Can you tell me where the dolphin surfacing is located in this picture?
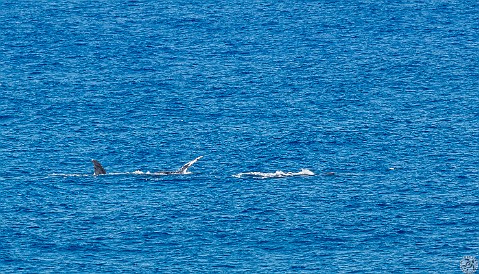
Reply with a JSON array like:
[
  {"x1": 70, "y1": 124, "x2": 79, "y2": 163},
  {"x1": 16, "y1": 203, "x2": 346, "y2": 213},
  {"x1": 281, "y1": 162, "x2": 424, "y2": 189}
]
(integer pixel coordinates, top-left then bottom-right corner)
[{"x1": 92, "y1": 159, "x2": 106, "y2": 175}]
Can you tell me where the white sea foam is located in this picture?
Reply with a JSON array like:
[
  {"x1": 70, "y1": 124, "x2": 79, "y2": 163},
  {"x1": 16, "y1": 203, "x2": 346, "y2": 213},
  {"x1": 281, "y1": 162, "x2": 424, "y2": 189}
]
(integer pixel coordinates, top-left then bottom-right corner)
[
  {"x1": 233, "y1": 169, "x2": 315, "y2": 179},
  {"x1": 131, "y1": 170, "x2": 168, "y2": 175}
]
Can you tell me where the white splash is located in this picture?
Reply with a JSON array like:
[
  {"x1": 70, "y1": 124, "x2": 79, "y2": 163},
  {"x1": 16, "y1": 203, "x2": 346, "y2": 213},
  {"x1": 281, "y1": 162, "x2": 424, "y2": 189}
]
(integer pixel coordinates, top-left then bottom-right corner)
[
  {"x1": 131, "y1": 170, "x2": 168, "y2": 175},
  {"x1": 233, "y1": 169, "x2": 315, "y2": 179}
]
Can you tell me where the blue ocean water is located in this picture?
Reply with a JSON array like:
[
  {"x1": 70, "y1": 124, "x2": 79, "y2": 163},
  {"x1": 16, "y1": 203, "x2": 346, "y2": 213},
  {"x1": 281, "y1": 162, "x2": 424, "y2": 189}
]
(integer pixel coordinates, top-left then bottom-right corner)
[{"x1": 1, "y1": 0, "x2": 478, "y2": 272}]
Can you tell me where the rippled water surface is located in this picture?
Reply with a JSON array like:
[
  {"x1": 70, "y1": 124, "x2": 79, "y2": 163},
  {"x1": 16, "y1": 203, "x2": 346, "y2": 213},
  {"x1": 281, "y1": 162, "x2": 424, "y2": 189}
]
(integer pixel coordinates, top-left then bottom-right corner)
[{"x1": 1, "y1": 0, "x2": 478, "y2": 272}]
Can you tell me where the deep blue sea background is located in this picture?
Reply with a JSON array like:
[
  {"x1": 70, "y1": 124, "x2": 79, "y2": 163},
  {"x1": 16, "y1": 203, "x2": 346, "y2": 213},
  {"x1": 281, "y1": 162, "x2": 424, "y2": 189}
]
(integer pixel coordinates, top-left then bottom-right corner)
[{"x1": 1, "y1": 0, "x2": 478, "y2": 272}]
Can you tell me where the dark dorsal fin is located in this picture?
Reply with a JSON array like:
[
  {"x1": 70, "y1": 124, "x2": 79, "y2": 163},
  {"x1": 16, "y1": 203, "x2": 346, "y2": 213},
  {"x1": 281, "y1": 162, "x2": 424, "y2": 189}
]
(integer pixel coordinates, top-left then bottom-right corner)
[{"x1": 92, "y1": 159, "x2": 106, "y2": 175}]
